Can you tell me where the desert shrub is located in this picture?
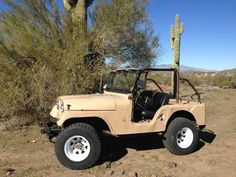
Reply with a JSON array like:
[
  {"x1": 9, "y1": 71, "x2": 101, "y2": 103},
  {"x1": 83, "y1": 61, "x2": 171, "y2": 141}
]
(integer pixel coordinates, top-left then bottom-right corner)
[
  {"x1": 0, "y1": 0, "x2": 159, "y2": 128},
  {"x1": 188, "y1": 76, "x2": 202, "y2": 86},
  {"x1": 231, "y1": 73, "x2": 236, "y2": 88},
  {"x1": 0, "y1": 1, "x2": 103, "y2": 126},
  {"x1": 180, "y1": 72, "x2": 236, "y2": 89},
  {"x1": 210, "y1": 74, "x2": 235, "y2": 89}
]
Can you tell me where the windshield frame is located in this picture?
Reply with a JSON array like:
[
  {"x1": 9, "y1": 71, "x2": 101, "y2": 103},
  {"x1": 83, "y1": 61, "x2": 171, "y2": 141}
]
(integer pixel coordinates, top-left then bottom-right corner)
[
  {"x1": 104, "y1": 68, "x2": 179, "y2": 99},
  {"x1": 105, "y1": 69, "x2": 139, "y2": 94}
]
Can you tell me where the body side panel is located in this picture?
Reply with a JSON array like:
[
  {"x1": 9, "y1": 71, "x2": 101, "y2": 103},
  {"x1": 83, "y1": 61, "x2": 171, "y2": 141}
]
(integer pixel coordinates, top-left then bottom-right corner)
[
  {"x1": 112, "y1": 102, "x2": 205, "y2": 135},
  {"x1": 52, "y1": 94, "x2": 205, "y2": 135}
]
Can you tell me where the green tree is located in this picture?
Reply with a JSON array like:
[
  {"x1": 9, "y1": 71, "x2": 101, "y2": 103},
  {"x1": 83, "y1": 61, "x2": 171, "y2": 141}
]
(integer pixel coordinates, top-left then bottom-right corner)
[
  {"x1": 89, "y1": 0, "x2": 159, "y2": 67},
  {"x1": 0, "y1": 0, "x2": 160, "y2": 127},
  {"x1": 0, "y1": 0, "x2": 100, "y2": 125}
]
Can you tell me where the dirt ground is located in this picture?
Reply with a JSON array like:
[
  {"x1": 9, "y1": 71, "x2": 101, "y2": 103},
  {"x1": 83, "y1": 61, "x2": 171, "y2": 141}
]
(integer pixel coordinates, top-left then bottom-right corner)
[{"x1": 0, "y1": 88, "x2": 236, "y2": 177}]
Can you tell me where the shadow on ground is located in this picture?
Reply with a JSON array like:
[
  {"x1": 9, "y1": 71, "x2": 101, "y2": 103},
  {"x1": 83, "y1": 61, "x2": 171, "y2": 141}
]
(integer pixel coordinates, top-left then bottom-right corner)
[
  {"x1": 99, "y1": 134, "x2": 165, "y2": 164},
  {"x1": 99, "y1": 129, "x2": 216, "y2": 164},
  {"x1": 196, "y1": 129, "x2": 216, "y2": 151},
  {"x1": 199, "y1": 129, "x2": 216, "y2": 144}
]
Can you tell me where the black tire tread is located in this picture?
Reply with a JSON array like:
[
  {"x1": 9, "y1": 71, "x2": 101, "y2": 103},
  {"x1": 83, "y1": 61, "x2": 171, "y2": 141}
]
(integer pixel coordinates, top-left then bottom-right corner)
[
  {"x1": 163, "y1": 117, "x2": 198, "y2": 155},
  {"x1": 55, "y1": 123, "x2": 101, "y2": 170}
]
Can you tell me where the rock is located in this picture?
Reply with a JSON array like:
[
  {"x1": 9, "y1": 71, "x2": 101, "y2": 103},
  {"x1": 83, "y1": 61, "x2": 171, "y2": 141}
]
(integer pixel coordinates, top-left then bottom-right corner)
[
  {"x1": 117, "y1": 169, "x2": 126, "y2": 176},
  {"x1": 31, "y1": 139, "x2": 37, "y2": 143},
  {"x1": 3, "y1": 168, "x2": 15, "y2": 176},
  {"x1": 150, "y1": 175, "x2": 161, "y2": 177},
  {"x1": 110, "y1": 171, "x2": 115, "y2": 176},
  {"x1": 104, "y1": 170, "x2": 115, "y2": 176},
  {"x1": 104, "y1": 161, "x2": 112, "y2": 169},
  {"x1": 150, "y1": 175, "x2": 158, "y2": 177},
  {"x1": 121, "y1": 170, "x2": 126, "y2": 175},
  {"x1": 128, "y1": 171, "x2": 138, "y2": 177},
  {"x1": 167, "y1": 162, "x2": 177, "y2": 169},
  {"x1": 118, "y1": 162, "x2": 123, "y2": 165}
]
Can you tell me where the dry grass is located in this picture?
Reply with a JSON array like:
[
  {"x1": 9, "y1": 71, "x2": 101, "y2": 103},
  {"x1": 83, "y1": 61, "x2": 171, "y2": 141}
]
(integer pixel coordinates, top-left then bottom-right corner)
[{"x1": 0, "y1": 88, "x2": 236, "y2": 177}]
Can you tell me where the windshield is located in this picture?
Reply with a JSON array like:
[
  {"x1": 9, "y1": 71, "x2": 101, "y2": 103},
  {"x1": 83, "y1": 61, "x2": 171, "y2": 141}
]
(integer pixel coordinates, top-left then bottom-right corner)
[{"x1": 105, "y1": 70, "x2": 138, "y2": 93}]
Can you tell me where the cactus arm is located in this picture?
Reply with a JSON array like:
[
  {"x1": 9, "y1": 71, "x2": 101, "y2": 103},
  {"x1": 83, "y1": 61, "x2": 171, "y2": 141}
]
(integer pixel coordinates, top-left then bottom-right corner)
[
  {"x1": 180, "y1": 23, "x2": 184, "y2": 34},
  {"x1": 170, "y1": 25, "x2": 175, "y2": 49}
]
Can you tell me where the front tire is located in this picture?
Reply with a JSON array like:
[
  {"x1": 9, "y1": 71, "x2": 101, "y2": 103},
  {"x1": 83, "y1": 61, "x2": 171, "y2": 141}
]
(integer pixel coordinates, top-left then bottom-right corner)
[
  {"x1": 163, "y1": 117, "x2": 199, "y2": 155},
  {"x1": 55, "y1": 123, "x2": 101, "y2": 170}
]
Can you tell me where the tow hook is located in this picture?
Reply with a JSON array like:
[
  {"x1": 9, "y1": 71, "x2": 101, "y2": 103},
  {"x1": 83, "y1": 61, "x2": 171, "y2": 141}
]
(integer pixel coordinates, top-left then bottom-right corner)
[{"x1": 40, "y1": 122, "x2": 61, "y2": 142}]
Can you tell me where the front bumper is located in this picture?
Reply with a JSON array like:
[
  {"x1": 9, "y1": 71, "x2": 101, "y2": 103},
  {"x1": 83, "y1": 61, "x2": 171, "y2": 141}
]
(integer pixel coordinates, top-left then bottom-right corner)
[{"x1": 40, "y1": 122, "x2": 61, "y2": 141}]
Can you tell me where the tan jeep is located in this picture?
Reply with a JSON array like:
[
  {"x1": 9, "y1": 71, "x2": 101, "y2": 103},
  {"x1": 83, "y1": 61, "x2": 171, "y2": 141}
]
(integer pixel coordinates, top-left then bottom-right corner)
[{"x1": 41, "y1": 68, "x2": 206, "y2": 170}]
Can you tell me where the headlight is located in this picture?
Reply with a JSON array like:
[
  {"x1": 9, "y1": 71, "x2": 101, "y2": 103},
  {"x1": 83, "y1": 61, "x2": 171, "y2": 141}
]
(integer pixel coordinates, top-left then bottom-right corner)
[
  {"x1": 60, "y1": 102, "x2": 64, "y2": 112},
  {"x1": 56, "y1": 100, "x2": 64, "y2": 113}
]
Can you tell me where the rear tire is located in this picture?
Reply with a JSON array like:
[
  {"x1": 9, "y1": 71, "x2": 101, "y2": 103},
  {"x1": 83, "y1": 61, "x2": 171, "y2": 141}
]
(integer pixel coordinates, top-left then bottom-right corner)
[
  {"x1": 55, "y1": 123, "x2": 101, "y2": 170},
  {"x1": 163, "y1": 117, "x2": 199, "y2": 155}
]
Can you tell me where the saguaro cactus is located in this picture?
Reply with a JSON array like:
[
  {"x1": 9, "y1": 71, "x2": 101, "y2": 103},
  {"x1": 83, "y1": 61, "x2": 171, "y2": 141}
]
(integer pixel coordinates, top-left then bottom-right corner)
[
  {"x1": 170, "y1": 15, "x2": 184, "y2": 70},
  {"x1": 63, "y1": 0, "x2": 94, "y2": 32}
]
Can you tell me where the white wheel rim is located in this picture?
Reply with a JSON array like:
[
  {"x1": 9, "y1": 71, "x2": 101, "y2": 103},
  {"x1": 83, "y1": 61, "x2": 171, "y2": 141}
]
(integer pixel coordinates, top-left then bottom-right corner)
[
  {"x1": 176, "y1": 127, "x2": 194, "y2": 149},
  {"x1": 64, "y1": 135, "x2": 91, "y2": 162}
]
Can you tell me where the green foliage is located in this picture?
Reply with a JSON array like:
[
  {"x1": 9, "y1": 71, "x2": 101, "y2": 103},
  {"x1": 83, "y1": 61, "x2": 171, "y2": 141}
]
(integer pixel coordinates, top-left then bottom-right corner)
[
  {"x1": 181, "y1": 72, "x2": 236, "y2": 89},
  {"x1": 186, "y1": 75, "x2": 202, "y2": 86},
  {"x1": 0, "y1": 0, "x2": 102, "y2": 125},
  {"x1": 210, "y1": 74, "x2": 236, "y2": 89},
  {"x1": 0, "y1": 0, "x2": 159, "y2": 127},
  {"x1": 90, "y1": 0, "x2": 159, "y2": 68}
]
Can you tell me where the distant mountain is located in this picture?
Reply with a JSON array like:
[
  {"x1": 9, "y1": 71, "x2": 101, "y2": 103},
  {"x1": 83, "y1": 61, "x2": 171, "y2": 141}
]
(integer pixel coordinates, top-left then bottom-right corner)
[
  {"x1": 156, "y1": 64, "x2": 217, "y2": 72},
  {"x1": 221, "y1": 68, "x2": 236, "y2": 73}
]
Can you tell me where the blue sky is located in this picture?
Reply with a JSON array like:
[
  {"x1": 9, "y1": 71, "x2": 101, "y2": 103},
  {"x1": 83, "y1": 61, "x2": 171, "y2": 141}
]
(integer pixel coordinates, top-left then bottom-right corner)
[
  {"x1": 0, "y1": 0, "x2": 236, "y2": 70},
  {"x1": 148, "y1": 0, "x2": 236, "y2": 70}
]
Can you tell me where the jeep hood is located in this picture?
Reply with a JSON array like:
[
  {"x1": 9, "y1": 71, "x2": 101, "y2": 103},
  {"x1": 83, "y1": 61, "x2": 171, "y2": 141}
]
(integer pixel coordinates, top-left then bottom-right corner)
[{"x1": 58, "y1": 94, "x2": 116, "y2": 111}]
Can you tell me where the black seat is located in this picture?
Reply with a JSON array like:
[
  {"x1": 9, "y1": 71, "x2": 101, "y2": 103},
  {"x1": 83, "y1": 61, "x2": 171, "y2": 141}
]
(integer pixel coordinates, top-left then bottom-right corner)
[
  {"x1": 152, "y1": 92, "x2": 170, "y2": 111},
  {"x1": 141, "y1": 110, "x2": 155, "y2": 119},
  {"x1": 141, "y1": 93, "x2": 170, "y2": 120},
  {"x1": 136, "y1": 90, "x2": 154, "y2": 109}
]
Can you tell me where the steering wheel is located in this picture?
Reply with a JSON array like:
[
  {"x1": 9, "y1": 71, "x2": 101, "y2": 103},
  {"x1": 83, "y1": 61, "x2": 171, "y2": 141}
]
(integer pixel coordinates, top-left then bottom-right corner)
[
  {"x1": 134, "y1": 87, "x2": 154, "y2": 110},
  {"x1": 134, "y1": 79, "x2": 163, "y2": 109},
  {"x1": 146, "y1": 79, "x2": 164, "y2": 93},
  {"x1": 133, "y1": 86, "x2": 146, "y2": 109}
]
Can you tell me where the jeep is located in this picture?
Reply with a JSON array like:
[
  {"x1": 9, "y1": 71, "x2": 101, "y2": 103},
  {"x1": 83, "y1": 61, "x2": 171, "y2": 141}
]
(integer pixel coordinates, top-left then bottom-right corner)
[{"x1": 41, "y1": 68, "x2": 205, "y2": 170}]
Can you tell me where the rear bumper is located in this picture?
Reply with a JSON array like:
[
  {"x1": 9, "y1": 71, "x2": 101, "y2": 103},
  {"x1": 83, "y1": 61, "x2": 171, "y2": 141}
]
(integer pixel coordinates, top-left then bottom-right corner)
[{"x1": 40, "y1": 122, "x2": 61, "y2": 141}]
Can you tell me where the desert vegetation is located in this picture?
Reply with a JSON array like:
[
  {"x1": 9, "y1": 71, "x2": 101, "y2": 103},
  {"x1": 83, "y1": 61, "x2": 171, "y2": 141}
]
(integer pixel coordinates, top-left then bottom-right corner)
[
  {"x1": 0, "y1": 0, "x2": 159, "y2": 128},
  {"x1": 181, "y1": 71, "x2": 236, "y2": 89},
  {"x1": 0, "y1": 1, "x2": 235, "y2": 176},
  {"x1": 0, "y1": 0, "x2": 234, "y2": 129},
  {"x1": 0, "y1": 88, "x2": 235, "y2": 177}
]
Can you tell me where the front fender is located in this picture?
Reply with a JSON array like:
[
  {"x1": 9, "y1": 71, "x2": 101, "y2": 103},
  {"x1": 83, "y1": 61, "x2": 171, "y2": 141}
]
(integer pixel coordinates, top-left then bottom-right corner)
[{"x1": 56, "y1": 110, "x2": 115, "y2": 134}]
